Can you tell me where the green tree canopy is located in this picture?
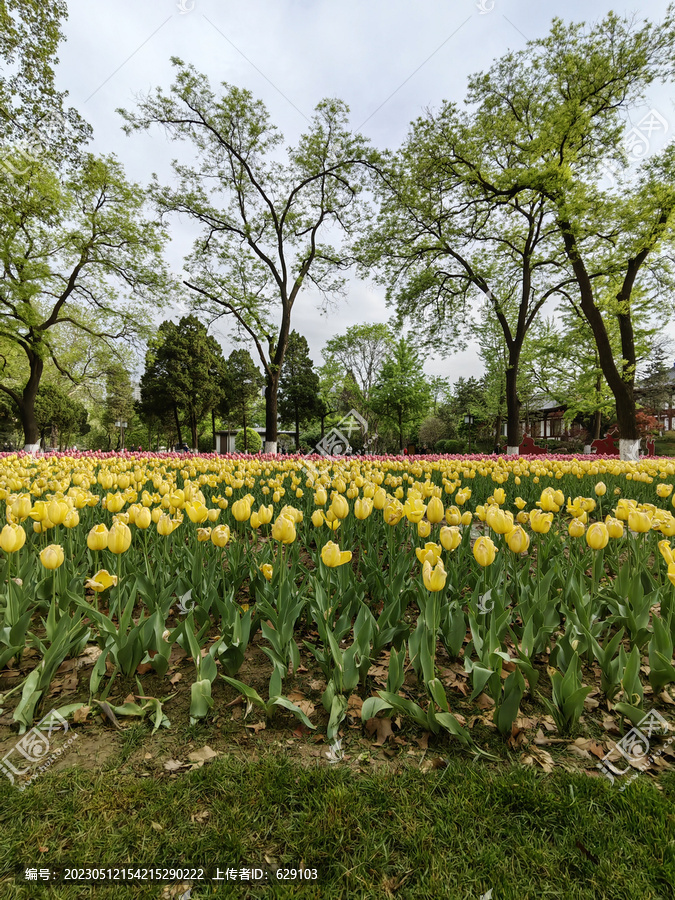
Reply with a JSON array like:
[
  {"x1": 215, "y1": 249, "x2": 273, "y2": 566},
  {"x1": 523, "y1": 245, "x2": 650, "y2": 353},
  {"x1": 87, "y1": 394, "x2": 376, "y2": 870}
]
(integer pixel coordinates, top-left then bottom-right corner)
[{"x1": 278, "y1": 331, "x2": 321, "y2": 450}]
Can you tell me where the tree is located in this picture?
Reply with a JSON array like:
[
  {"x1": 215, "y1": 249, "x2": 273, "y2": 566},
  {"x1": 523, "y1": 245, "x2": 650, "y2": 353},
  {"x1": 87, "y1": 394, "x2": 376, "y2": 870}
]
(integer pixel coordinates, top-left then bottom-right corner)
[
  {"x1": 361, "y1": 109, "x2": 574, "y2": 454},
  {"x1": 371, "y1": 338, "x2": 431, "y2": 449},
  {"x1": 139, "y1": 316, "x2": 226, "y2": 450},
  {"x1": 278, "y1": 331, "x2": 321, "y2": 450},
  {"x1": 235, "y1": 427, "x2": 262, "y2": 454},
  {"x1": 220, "y1": 349, "x2": 264, "y2": 452},
  {"x1": 436, "y1": 11, "x2": 675, "y2": 458},
  {"x1": 0, "y1": 152, "x2": 169, "y2": 450},
  {"x1": 34, "y1": 382, "x2": 88, "y2": 449},
  {"x1": 101, "y1": 362, "x2": 136, "y2": 450},
  {"x1": 322, "y1": 323, "x2": 394, "y2": 402},
  {"x1": 120, "y1": 63, "x2": 376, "y2": 452}
]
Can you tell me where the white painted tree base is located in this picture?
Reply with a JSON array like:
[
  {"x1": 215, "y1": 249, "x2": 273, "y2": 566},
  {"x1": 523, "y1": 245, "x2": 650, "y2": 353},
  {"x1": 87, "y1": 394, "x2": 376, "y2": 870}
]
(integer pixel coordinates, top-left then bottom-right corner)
[
  {"x1": 23, "y1": 443, "x2": 40, "y2": 454},
  {"x1": 264, "y1": 441, "x2": 277, "y2": 455},
  {"x1": 506, "y1": 445, "x2": 520, "y2": 456},
  {"x1": 619, "y1": 438, "x2": 640, "y2": 461},
  {"x1": 584, "y1": 445, "x2": 592, "y2": 454}
]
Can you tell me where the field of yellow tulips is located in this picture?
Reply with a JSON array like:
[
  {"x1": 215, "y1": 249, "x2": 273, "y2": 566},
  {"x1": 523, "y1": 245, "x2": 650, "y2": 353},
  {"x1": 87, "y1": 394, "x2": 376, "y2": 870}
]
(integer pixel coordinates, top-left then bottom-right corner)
[{"x1": 1, "y1": 450, "x2": 674, "y2": 773}]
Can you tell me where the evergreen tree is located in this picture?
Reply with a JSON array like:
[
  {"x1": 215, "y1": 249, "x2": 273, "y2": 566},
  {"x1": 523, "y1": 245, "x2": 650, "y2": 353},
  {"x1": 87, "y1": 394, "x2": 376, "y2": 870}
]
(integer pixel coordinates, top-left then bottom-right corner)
[{"x1": 278, "y1": 331, "x2": 321, "y2": 450}]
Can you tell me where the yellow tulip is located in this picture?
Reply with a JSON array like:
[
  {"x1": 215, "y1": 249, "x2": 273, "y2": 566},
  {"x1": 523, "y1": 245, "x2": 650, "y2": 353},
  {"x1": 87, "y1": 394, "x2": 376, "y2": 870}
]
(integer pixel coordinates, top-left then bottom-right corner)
[
  {"x1": 330, "y1": 494, "x2": 349, "y2": 519},
  {"x1": 373, "y1": 488, "x2": 387, "y2": 510},
  {"x1": 40, "y1": 544, "x2": 65, "y2": 570},
  {"x1": 87, "y1": 523, "x2": 108, "y2": 551},
  {"x1": 232, "y1": 499, "x2": 251, "y2": 522},
  {"x1": 0, "y1": 523, "x2": 26, "y2": 553},
  {"x1": 417, "y1": 519, "x2": 431, "y2": 538},
  {"x1": 383, "y1": 500, "x2": 404, "y2": 526},
  {"x1": 403, "y1": 497, "x2": 426, "y2": 523},
  {"x1": 426, "y1": 496, "x2": 444, "y2": 524},
  {"x1": 586, "y1": 522, "x2": 609, "y2": 550},
  {"x1": 47, "y1": 498, "x2": 69, "y2": 525},
  {"x1": 537, "y1": 488, "x2": 560, "y2": 513},
  {"x1": 260, "y1": 563, "x2": 273, "y2": 581},
  {"x1": 529, "y1": 509, "x2": 553, "y2": 534},
  {"x1": 151, "y1": 507, "x2": 163, "y2": 524},
  {"x1": 486, "y1": 505, "x2": 514, "y2": 535},
  {"x1": 461, "y1": 511, "x2": 472, "y2": 526},
  {"x1": 506, "y1": 525, "x2": 530, "y2": 554},
  {"x1": 514, "y1": 497, "x2": 526, "y2": 510},
  {"x1": 445, "y1": 506, "x2": 462, "y2": 526},
  {"x1": 11, "y1": 495, "x2": 31, "y2": 521},
  {"x1": 314, "y1": 487, "x2": 327, "y2": 505},
  {"x1": 455, "y1": 488, "x2": 471, "y2": 506},
  {"x1": 354, "y1": 498, "x2": 373, "y2": 520},
  {"x1": 422, "y1": 559, "x2": 447, "y2": 592},
  {"x1": 108, "y1": 521, "x2": 132, "y2": 554},
  {"x1": 628, "y1": 509, "x2": 651, "y2": 533},
  {"x1": 257, "y1": 504, "x2": 273, "y2": 525},
  {"x1": 321, "y1": 541, "x2": 352, "y2": 567},
  {"x1": 157, "y1": 514, "x2": 175, "y2": 536},
  {"x1": 595, "y1": 482, "x2": 607, "y2": 496},
  {"x1": 516, "y1": 511, "x2": 529, "y2": 525},
  {"x1": 249, "y1": 512, "x2": 261, "y2": 529},
  {"x1": 85, "y1": 569, "x2": 118, "y2": 593},
  {"x1": 605, "y1": 516, "x2": 624, "y2": 539},
  {"x1": 493, "y1": 488, "x2": 506, "y2": 506},
  {"x1": 656, "y1": 483, "x2": 673, "y2": 498},
  {"x1": 272, "y1": 515, "x2": 296, "y2": 544},
  {"x1": 197, "y1": 527, "x2": 212, "y2": 542},
  {"x1": 669, "y1": 563, "x2": 675, "y2": 587},
  {"x1": 473, "y1": 536, "x2": 496, "y2": 567},
  {"x1": 415, "y1": 542, "x2": 442, "y2": 566},
  {"x1": 658, "y1": 539, "x2": 674, "y2": 566},
  {"x1": 568, "y1": 518, "x2": 586, "y2": 538},
  {"x1": 211, "y1": 524, "x2": 230, "y2": 547},
  {"x1": 185, "y1": 501, "x2": 209, "y2": 524},
  {"x1": 311, "y1": 510, "x2": 325, "y2": 527},
  {"x1": 440, "y1": 525, "x2": 461, "y2": 552},
  {"x1": 135, "y1": 507, "x2": 152, "y2": 529}
]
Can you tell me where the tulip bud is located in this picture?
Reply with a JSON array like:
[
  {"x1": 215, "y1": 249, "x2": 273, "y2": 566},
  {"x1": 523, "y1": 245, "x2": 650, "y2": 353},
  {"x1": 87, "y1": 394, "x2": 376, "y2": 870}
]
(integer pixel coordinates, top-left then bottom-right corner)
[
  {"x1": 0, "y1": 523, "x2": 26, "y2": 554},
  {"x1": 586, "y1": 522, "x2": 609, "y2": 550},
  {"x1": 40, "y1": 544, "x2": 65, "y2": 570},
  {"x1": 426, "y1": 496, "x2": 444, "y2": 524},
  {"x1": 108, "y1": 521, "x2": 132, "y2": 554},
  {"x1": 260, "y1": 563, "x2": 273, "y2": 581},
  {"x1": 473, "y1": 536, "x2": 497, "y2": 567},
  {"x1": 211, "y1": 524, "x2": 230, "y2": 547},
  {"x1": 87, "y1": 523, "x2": 108, "y2": 551}
]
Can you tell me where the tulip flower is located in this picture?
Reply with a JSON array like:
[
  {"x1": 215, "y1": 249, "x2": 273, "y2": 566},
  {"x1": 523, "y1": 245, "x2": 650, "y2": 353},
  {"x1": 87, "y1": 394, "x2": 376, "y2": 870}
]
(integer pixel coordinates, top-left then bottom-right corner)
[
  {"x1": 669, "y1": 563, "x2": 675, "y2": 587},
  {"x1": 311, "y1": 510, "x2": 325, "y2": 527},
  {"x1": 321, "y1": 541, "x2": 352, "y2": 567},
  {"x1": 415, "y1": 542, "x2": 442, "y2": 566},
  {"x1": 40, "y1": 544, "x2": 65, "y2": 570},
  {"x1": 87, "y1": 523, "x2": 109, "y2": 551},
  {"x1": 257, "y1": 504, "x2": 273, "y2": 525},
  {"x1": 314, "y1": 487, "x2": 327, "y2": 506},
  {"x1": 605, "y1": 516, "x2": 624, "y2": 539},
  {"x1": 628, "y1": 510, "x2": 651, "y2": 534},
  {"x1": 445, "y1": 506, "x2": 461, "y2": 526},
  {"x1": 440, "y1": 525, "x2": 461, "y2": 552},
  {"x1": 529, "y1": 509, "x2": 553, "y2": 534},
  {"x1": 260, "y1": 563, "x2": 273, "y2": 581},
  {"x1": 330, "y1": 494, "x2": 349, "y2": 520},
  {"x1": 586, "y1": 522, "x2": 609, "y2": 551},
  {"x1": 211, "y1": 524, "x2": 230, "y2": 547},
  {"x1": 403, "y1": 497, "x2": 426, "y2": 523},
  {"x1": 486, "y1": 505, "x2": 514, "y2": 535},
  {"x1": 0, "y1": 523, "x2": 26, "y2": 554},
  {"x1": 197, "y1": 527, "x2": 212, "y2": 542},
  {"x1": 514, "y1": 497, "x2": 527, "y2": 510},
  {"x1": 47, "y1": 498, "x2": 69, "y2": 525},
  {"x1": 506, "y1": 525, "x2": 530, "y2": 554},
  {"x1": 461, "y1": 511, "x2": 472, "y2": 526},
  {"x1": 135, "y1": 507, "x2": 152, "y2": 529},
  {"x1": 272, "y1": 515, "x2": 296, "y2": 544},
  {"x1": 658, "y1": 540, "x2": 674, "y2": 566},
  {"x1": 455, "y1": 488, "x2": 471, "y2": 506},
  {"x1": 108, "y1": 521, "x2": 132, "y2": 554},
  {"x1": 10, "y1": 495, "x2": 31, "y2": 521},
  {"x1": 595, "y1": 482, "x2": 607, "y2": 496},
  {"x1": 186, "y1": 501, "x2": 209, "y2": 524},
  {"x1": 426, "y1": 496, "x2": 444, "y2": 524},
  {"x1": 373, "y1": 488, "x2": 387, "y2": 510},
  {"x1": 85, "y1": 569, "x2": 118, "y2": 593},
  {"x1": 657, "y1": 483, "x2": 673, "y2": 498},
  {"x1": 354, "y1": 498, "x2": 373, "y2": 520},
  {"x1": 473, "y1": 536, "x2": 497, "y2": 567},
  {"x1": 157, "y1": 514, "x2": 176, "y2": 536},
  {"x1": 232, "y1": 499, "x2": 251, "y2": 522},
  {"x1": 422, "y1": 559, "x2": 447, "y2": 592},
  {"x1": 493, "y1": 488, "x2": 506, "y2": 506},
  {"x1": 383, "y1": 500, "x2": 404, "y2": 526},
  {"x1": 568, "y1": 519, "x2": 586, "y2": 539}
]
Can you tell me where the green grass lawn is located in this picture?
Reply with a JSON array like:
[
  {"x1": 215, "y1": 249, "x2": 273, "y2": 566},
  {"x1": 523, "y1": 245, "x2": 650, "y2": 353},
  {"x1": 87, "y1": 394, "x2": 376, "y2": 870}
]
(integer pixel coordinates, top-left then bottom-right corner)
[{"x1": 1, "y1": 755, "x2": 674, "y2": 900}]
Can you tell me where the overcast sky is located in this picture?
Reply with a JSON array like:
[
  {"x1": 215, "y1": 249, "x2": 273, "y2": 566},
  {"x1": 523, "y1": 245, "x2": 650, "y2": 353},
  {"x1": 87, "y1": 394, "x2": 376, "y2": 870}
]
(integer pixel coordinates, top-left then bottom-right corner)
[{"x1": 56, "y1": 0, "x2": 674, "y2": 382}]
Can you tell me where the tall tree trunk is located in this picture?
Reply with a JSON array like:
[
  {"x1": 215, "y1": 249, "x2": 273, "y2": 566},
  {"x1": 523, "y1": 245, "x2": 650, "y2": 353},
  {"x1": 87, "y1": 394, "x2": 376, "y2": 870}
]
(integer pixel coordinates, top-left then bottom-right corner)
[
  {"x1": 190, "y1": 411, "x2": 198, "y2": 451},
  {"x1": 264, "y1": 375, "x2": 279, "y2": 454},
  {"x1": 20, "y1": 354, "x2": 43, "y2": 452},
  {"x1": 173, "y1": 404, "x2": 182, "y2": 447},
  {"x1": 50, "y1": 422, "x2": 58, "y2": 449},
  {"x1": 320, "y1": 413, "x2": 326, "y2": 438},
  {"x1": 211, "y1": 409, "x2": 216, "y2": 453},
  {"x1": 505, "y1": 361, "x2": 521, "y2": 454}
]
